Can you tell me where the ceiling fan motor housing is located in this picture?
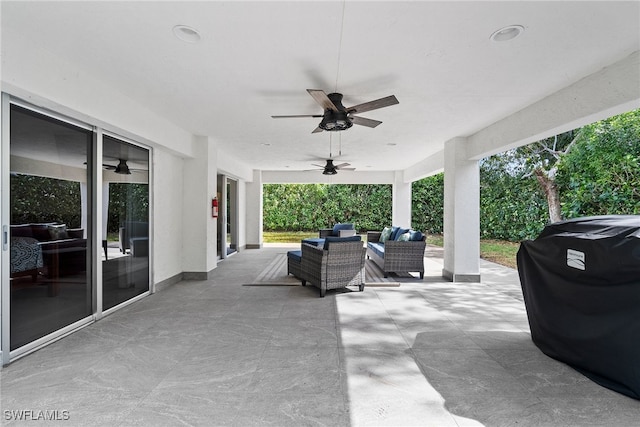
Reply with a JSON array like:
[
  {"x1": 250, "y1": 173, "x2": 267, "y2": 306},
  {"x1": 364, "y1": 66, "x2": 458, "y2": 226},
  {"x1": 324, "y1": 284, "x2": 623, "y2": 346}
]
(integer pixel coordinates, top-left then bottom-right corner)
[
  {"x1": 319, "y1": 93, "x2": 353, "y2": 131},
  {"x1": 114, "y1": 159, "x2": 132, "y2": 175},
  {"x1": 322, "y1": 159, "x2": 338, "y2": 175}
]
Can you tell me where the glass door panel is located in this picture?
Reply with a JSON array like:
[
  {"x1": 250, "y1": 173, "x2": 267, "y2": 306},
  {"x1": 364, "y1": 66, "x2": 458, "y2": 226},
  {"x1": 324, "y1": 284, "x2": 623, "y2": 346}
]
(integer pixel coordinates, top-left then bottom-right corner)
[
  {"x1": 9, "y1": 104, "x2": 92, "y2": 350},
  {"x1": 102, "y1": 135, "x2": 149, "y2": 310}
]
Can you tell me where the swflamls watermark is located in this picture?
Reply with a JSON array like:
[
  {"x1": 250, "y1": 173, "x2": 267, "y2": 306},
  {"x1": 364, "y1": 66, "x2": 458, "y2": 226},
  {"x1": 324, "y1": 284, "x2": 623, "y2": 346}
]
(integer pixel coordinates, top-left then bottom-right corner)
[{"x1": 4, "y1": 409, "x2": 70, "y2": 421}]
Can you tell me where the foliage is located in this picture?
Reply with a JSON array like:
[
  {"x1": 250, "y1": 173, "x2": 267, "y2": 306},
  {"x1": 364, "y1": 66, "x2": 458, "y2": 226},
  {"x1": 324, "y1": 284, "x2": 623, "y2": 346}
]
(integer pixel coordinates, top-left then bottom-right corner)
[
  {"x1": 10, "y1": 175, "x2": 148, "y2": 233},
  {"x1": 556, "y1": 109, "x2": 640, "y2": 217},
  {"x1": 411, "y1": 173, "x2": 444, "y2": 233},
  {"x1": 263, "y1": 184, "x2": 391, "y2": 232},
  {"x1": 480, "y1": 154, "x2": 548, "y2": 240},
  {"x1": 10, "y1": 174, "x2": 82, "y2": 227},
  {"x1": 107, "y1": 183, "x2": 149, "y2": 232}
]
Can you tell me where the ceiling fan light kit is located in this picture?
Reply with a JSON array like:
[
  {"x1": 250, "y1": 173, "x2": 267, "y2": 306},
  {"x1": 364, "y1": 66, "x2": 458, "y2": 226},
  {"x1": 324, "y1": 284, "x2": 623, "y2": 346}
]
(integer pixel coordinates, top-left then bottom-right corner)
[{"x1": 319, "y1": 110, "x2": 352, "y2": 131}]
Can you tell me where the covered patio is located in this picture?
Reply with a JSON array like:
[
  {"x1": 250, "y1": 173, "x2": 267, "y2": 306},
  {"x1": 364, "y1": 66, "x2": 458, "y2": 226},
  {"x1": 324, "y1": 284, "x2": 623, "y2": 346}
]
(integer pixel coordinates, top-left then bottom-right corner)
[
  {"x1": 2, "y1": 245, "x2": 638, "y2": 426},
  {"x1": 1, "y1": 2, "x2": 640, "y2": 421}
]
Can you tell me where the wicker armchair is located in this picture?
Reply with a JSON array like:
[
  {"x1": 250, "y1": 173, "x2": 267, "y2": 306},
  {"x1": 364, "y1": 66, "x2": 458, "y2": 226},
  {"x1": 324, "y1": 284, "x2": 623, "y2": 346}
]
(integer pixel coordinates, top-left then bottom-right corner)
[{"x1": 300, "y1": 241, "x2": 366, "y2": 297}]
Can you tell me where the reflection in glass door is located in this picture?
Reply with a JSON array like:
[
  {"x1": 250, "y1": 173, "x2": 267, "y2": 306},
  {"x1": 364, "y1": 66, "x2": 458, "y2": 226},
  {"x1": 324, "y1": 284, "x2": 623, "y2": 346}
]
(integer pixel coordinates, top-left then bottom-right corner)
[
  {"x1": 9, "y1": 105, "x2": 92, "y2": 350},
  {"x1": 102, "y1": 136, "x2": 149, "y2": 310}
]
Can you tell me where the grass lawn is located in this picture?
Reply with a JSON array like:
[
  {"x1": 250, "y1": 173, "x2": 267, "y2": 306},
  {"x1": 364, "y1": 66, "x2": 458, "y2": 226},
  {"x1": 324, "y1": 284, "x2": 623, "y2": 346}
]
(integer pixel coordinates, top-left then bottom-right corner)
[
  {"x1": 263, "y1": 231, "x2": 319, "y2": 242},
  {"x1": 264, "y1": 231, "x2": 520, "y2": 269},
  {"x1": 480, "y1": 239, "x2": 520, "y2": 269}
]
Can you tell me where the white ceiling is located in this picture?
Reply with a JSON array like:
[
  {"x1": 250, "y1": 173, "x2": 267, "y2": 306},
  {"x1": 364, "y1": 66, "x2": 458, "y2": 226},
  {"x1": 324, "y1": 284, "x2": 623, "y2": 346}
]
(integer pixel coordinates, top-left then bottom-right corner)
[{"x1": 2, "y1": 1, "x2": 639, "y2": 173}]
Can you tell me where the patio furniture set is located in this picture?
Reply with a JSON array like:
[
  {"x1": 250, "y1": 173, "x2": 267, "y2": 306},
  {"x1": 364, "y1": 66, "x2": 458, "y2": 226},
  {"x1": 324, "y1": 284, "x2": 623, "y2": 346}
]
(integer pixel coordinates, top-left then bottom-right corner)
[{"x1": 287, "y1": 223, "x2": 427, "y2": 297}]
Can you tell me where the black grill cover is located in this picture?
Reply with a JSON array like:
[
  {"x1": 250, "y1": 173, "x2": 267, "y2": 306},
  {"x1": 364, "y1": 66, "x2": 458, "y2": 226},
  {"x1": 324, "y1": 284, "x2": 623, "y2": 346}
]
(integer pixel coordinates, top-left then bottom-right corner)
[{"x1": 517, "y1": 215, "x2": 640, "y2": 399}]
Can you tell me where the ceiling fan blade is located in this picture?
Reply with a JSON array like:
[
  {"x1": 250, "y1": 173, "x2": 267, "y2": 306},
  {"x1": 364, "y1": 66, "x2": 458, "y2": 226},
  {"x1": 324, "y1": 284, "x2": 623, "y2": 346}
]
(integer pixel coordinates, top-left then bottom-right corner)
[
  {"x1": 271, "y1": 114, "x2": 323, "y2": 118},
  {"x1": 340, "y1": 167, "x2": 356, "y2": 171},
  {"x1": 311, "y1": 163, "x2": 326, "y2": 168},
  {"x1": 351, "y1": 116, "x2": 382, "y2": 128},
  {"x1": 311, "y1": 126, "x2": 324, "y2": 134},
  {"x1": 348, "y1": 95, "x2": 399, "y2": 114},
  {"x1": 334, "y1": 163, "x2": 351, "y2": 169},
  {"x1": 307, "y1": 89, "x2": 338, "y2": 112}
]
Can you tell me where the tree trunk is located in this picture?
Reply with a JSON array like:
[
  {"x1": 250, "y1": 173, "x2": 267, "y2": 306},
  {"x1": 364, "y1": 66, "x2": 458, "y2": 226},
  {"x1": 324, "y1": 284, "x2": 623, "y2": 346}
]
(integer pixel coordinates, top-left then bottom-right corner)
[{"x1": 534, "y1": 168, "x2": 562, "y2": 223}]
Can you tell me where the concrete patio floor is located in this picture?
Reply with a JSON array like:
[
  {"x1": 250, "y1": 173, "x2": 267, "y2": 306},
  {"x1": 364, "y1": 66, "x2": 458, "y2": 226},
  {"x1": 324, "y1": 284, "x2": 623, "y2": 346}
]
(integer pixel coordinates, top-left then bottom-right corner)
[{"x1": 1, "y1": 244, "x2": 638, "y2": 426}]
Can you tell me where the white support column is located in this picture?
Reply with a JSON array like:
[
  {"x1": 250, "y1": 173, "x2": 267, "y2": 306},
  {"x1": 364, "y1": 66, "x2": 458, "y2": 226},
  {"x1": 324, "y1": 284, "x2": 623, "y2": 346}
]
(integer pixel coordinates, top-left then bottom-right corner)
[
  {"x1": 245, "y1": 170, "x2": 263, "y2": 249},
  {"x1": 442, "y1": 137, "x2": 481, "y2": 282},
  {"x1": 181, "y1": 136, "x2": 218, "y2": 279},
  {"x1": 392, "y1": 171, "x2": 412, "y2": 228}
]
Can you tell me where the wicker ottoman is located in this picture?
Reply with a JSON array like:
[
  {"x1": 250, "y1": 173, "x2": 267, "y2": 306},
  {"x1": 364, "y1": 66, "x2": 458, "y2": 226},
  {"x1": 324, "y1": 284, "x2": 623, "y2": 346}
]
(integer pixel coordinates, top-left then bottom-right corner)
[{"x1": 287, "y1": 250, "x2": 302, "y2": 278}]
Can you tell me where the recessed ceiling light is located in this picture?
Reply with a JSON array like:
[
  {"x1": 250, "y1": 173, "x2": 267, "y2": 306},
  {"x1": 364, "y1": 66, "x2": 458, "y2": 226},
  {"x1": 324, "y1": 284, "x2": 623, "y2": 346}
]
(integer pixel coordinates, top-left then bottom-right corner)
[
  {"x1": 173, "y1": 25, "x2": 201, "y2": 43},
  {"x1": 490, "y1": 25, "x2": 525, "y2": 42}
]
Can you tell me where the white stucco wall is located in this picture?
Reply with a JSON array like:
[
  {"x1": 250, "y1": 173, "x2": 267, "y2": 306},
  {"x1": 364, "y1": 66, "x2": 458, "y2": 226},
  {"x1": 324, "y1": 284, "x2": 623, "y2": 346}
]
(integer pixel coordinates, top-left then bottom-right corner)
[
  {"x1": 1, "y1": 33, "x2": 195, "y2": 158},
  {"x1": 153, "y1": 149, "x2": 185, "y2": 284},
  {"x1": 181, "y1": 136, "x2": 218, "y2": 274}
]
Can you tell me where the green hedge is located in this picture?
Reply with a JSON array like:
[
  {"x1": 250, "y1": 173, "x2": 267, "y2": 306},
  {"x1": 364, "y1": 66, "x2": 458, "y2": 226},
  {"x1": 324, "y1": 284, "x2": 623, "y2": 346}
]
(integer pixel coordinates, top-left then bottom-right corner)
[
  {"x1": 263, "y1": 184, "x2": 391, "y2": 232},
  {"x1": 411, "y1": 174, "x2": 444, "y2": 234}
]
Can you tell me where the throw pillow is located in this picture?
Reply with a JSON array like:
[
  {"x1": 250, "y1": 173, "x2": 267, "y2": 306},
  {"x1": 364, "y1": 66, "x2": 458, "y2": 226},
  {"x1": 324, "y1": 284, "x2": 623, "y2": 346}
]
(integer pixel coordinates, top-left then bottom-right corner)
[
  {"x1": 409, "y1": 230, "x2": 425, "y2": 241},
  {"x1": 48, "y1": 224, "x2": 69, "y2": 240},
  {"x1": 380, "y1": 227, "x2": 393, "y2": 243},
  {"x1": 390, "y1": 226, "x2": 400, "y2": 240},
  {"x1": 397, "y1": 232, "x2": 411, "y2": 242},
  {"x1": 394, "y1": 227, "x2": 410, "y2": 240}
]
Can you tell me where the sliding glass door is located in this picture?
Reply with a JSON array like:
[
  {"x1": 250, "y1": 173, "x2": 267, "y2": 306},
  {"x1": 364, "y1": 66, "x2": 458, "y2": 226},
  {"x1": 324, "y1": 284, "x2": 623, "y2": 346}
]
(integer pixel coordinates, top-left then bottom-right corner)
[
  {"x1": 8, "y1": 104, "x2": 92, "y2": 350},
  {"x1": 4, "y1": 100, "x2": 152, "y2": 358},
  {"x1": 101, "y1": 136, "x2": 150, "y2": 310}
]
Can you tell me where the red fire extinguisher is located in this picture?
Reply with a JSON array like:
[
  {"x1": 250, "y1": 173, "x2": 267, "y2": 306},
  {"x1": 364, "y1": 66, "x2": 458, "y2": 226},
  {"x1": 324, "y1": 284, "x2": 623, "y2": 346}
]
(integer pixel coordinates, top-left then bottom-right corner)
[{"x1": 212, "y1": 198, "x2": 219, "y2": 218}]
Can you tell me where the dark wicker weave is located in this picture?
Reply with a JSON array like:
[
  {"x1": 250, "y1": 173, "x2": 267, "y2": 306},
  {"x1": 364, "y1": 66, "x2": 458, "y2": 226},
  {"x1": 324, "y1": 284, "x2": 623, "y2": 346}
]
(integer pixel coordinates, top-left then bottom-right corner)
[
  {"x1": 300, "y1": 241, "x2": 366, "y2": 297},
  {"x1": 318, "y1": 228, "x2": 333, "y2": 238},
  {"x1": 366, "y1": 231, "x2": 426, "y2": 279},
  {"x1": 287, "y1": 254, "x2": 303, "y2": 278}
]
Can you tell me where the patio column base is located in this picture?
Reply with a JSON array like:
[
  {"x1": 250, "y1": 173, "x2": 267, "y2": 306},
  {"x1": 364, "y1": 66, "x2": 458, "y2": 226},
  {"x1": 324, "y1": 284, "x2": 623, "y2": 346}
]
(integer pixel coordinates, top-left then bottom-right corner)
[{"x1": 442, "y1": 268, "x2": 481, "y2": 283}]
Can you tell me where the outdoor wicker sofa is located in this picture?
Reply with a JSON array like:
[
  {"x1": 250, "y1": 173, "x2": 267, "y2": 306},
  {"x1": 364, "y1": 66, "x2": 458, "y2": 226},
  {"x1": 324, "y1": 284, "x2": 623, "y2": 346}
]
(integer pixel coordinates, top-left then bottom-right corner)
[
  {"x1": 299, "y1": 240, "x2": 366, "y2": 297},
  {"x1": 366, "y1": 229, "x2": 426, "y2": 279}
]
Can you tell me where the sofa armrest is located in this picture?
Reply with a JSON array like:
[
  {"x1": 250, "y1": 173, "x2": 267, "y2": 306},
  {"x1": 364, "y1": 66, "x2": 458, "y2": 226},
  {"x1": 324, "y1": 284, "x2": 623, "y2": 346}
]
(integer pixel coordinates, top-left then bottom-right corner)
[
  {"x1": 367, "y1": 231, "x2": 382, "y2": 243},
  {"x1": 318, "y1": 228, "x2": 333, "y2": 238},
  {"x1": 300, "y1": 243, "x2": 326, "y2": 284},
  {"x1": 67, "y1": 228, "x2": 84, "y2": 238}
]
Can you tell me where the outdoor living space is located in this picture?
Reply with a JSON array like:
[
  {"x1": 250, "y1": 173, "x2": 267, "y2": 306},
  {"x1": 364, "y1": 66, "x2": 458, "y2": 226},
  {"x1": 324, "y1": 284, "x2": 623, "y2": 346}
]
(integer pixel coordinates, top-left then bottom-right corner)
[{"x1": 1, "y1": 244, "x2": 637, "y2": 426}]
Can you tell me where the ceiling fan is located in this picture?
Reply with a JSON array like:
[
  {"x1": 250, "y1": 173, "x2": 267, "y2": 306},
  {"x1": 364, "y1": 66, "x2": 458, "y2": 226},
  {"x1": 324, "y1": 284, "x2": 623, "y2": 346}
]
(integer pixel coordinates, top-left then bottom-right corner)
[
  {"x1": 272, "y1": 89, "x2": 399, "y2": 133},
  {"x1": 310, "y1": 159, "x2": 355, "y2": 175},
  {"x1": 103, "y1": 159, "x2": 145, "y2": 175}
]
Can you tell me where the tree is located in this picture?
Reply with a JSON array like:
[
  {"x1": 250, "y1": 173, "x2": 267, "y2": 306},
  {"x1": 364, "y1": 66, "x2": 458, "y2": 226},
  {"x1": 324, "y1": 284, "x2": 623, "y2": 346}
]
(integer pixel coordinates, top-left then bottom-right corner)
[
  {"x1": 556, "y1": 109, "x2": 640, "y2": 217},
  {"x1": 502, "y1": 130, "x2": 579, "y2": 223},
  {"x1": 480, "y1": 155, "x2": 548, "y2": 240}
]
